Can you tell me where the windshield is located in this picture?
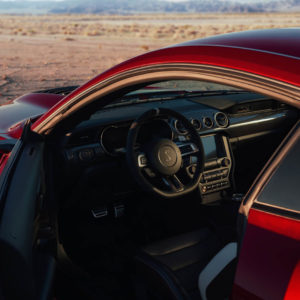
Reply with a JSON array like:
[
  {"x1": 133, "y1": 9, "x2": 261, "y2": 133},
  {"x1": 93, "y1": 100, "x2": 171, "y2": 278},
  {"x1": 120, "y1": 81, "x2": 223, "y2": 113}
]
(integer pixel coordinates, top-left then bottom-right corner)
[
  {"x1": 105, "y1": 80, "x2": 243, "y2": 108},
  {"x1": 130, "y1": 80, "x2": 239, "y2": 93}
]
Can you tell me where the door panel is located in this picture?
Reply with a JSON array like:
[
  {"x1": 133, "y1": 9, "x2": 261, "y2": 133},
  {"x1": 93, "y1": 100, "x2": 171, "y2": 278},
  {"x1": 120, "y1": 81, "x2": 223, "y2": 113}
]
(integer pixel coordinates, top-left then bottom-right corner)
[
  {"x1": 284, "y1": 260, "x2": 300, "y2": 300},
  {"x1": 232, "y1": 122, "x2": 300, "y2": 300},
  {"x1": 0, "y1": 130, "x2": 54, "y2": 300},
  {"x1": 232, "y1": 209, "x2": 300, "y2": 300}
]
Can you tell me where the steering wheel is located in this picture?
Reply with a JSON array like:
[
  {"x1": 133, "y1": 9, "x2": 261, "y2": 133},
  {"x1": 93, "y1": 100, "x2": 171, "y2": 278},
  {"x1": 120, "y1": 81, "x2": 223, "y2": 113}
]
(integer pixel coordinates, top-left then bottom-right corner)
[{"x1": 126, "y1": 108, "x2": 204, "y2": 198}]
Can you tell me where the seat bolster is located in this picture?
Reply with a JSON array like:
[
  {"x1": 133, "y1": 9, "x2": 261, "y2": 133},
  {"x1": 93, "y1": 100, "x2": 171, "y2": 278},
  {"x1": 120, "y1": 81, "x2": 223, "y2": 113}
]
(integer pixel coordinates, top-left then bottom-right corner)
[{"x1": 198, "y1": 242, "x2": 237, "y2": 300}]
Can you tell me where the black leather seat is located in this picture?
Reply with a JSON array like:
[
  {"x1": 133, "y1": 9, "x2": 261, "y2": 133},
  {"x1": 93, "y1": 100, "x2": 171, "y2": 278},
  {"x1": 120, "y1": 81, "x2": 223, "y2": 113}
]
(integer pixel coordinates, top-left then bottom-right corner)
[{"x1": 134, "y1": 227, "x2": 224, "y2": 300}]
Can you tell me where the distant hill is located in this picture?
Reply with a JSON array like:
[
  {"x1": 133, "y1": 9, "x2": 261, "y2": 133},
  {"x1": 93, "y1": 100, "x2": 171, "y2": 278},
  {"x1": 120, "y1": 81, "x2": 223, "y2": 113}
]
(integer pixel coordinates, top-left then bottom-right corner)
[
  {"x1": 49, "y1": 0, "x2": 269, "y2": 14},
  {"x1": 1, "y1": 0, "x2": 300, "y2": 14}
]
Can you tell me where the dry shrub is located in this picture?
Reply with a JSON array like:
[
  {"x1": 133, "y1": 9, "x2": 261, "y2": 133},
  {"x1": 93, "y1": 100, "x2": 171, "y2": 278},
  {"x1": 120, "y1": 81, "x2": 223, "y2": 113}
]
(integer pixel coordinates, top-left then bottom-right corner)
[
  {"x1": 64, "y1": 37, "x2": 75, "y2": 41},
  {"x1": 141, "y1": 45, "x2": 149, "y2": 51},
  {"x1": 85, "y1": 30, "x2": 101, "y2": 36},
  {"x1": 28, "y1": 29, "x2": 37, "y2": 35},
  {"x1": 187, "y1": 30, "x2": 198, "y2": 36},
  {"x1": 1, "y1": 13, "x2": 300, "y2": 42}
]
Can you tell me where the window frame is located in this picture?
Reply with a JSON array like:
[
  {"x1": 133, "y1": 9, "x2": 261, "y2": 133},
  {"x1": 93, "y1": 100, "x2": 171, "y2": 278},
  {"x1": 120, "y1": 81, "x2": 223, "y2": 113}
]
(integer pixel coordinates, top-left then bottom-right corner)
[{"x1": 243, "y1": 121, "x2": 300, "y2": 220}]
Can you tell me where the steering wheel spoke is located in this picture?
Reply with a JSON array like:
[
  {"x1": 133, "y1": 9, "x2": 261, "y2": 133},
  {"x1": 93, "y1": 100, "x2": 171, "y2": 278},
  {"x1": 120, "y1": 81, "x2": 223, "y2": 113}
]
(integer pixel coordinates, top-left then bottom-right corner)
[
  {"x1": 143, "y1": 167, "x2": 157, "y2": 178},
  {"x1": 161, "y1": 174, "x2": 184, "y2": 192},
  {"x1": 177, "y1": 142, "x2": 199, "y2": 157}
]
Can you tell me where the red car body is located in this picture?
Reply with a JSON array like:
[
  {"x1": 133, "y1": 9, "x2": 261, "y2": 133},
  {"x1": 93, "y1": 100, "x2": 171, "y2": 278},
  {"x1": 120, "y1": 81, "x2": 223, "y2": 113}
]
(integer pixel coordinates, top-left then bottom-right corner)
[{"x1": 0, "y1": 28, "x2": 299, "y2": 300}]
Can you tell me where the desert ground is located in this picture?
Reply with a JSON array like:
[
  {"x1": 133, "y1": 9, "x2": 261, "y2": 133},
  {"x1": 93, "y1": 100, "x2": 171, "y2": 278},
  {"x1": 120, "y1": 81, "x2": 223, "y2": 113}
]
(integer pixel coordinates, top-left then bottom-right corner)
[{"x1": 1, "y1": 12, "x2": 300, "y2": 104}]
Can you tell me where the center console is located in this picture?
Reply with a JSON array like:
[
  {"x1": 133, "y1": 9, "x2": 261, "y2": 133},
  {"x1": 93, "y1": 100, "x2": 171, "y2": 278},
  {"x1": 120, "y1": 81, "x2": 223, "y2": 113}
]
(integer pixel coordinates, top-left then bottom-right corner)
[{"x1": 188, "y1": 134, "x2": 233, "y2": 195}]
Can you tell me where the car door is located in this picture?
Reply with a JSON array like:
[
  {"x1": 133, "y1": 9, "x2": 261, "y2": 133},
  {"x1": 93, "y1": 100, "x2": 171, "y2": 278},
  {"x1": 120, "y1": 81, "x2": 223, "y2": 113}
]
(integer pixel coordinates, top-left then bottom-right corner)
[
  {"x1": 232, "y1": 122, "x2": 300, "y2": 300},
  {"x1": 0, "y1": 121, "x2": 56, "y2": 300}
]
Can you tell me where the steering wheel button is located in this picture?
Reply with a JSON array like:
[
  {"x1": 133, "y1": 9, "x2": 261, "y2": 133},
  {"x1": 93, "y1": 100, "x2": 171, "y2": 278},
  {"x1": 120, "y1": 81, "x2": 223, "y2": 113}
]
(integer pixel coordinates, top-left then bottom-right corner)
[{"x1": 138, "y1": 154, "x2": 148, "y2": 167}]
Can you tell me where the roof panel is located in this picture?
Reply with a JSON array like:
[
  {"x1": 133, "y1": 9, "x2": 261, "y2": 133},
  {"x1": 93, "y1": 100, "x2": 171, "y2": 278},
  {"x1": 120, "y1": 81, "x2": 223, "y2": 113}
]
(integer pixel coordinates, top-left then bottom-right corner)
[{"x1": 177, "y1": 28, "x2": 300, "y2": 59}]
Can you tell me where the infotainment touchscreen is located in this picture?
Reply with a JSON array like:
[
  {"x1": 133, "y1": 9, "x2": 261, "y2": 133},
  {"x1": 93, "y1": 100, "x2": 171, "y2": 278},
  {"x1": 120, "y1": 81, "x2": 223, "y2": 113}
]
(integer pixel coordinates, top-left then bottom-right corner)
[{"x1": 201, "y1": 135, "x2": 217, "y2": 161}]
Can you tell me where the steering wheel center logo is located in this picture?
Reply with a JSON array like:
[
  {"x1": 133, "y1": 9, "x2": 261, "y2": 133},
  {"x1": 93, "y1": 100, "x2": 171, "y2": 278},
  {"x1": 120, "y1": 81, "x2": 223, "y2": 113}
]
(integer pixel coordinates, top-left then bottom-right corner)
[{"x1": 158, "y1": 146, "x2": 177, "y2": 167}]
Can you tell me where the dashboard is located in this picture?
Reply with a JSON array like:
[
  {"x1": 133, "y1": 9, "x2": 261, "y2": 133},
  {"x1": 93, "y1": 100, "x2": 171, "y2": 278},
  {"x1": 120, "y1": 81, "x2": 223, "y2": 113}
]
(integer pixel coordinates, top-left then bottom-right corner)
[{"x1": 61, "y1": 94, "x2": 298, "y2": 199}]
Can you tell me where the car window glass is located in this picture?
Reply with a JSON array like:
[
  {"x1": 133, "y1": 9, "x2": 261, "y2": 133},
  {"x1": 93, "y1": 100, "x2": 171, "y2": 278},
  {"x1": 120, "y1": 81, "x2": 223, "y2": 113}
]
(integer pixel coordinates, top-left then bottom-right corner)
[
  {"x1": 128, "y1": 80, "x2": 239, "y2": 93},
  {"x1": 256, "y1": 137, "x2": 300, "y2": 212},
  {"x1": 89, "y1": 79, "x2": 244, "y2": 120}
]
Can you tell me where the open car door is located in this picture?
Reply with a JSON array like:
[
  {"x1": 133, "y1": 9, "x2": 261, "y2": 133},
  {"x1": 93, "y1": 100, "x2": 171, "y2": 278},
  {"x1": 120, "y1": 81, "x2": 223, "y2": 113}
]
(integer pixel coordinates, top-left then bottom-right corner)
[
  {"x1": 0, "y1": 121, "x2": 56, "y2": 300},
  {"x1": 232, "y1": 122, "x2": 300, "y2": 300}
]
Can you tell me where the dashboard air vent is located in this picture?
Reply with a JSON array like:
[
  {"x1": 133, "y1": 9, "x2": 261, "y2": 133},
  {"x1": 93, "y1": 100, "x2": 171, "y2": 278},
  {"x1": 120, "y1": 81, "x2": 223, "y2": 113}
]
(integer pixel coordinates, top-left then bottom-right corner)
[
  {"x1": 203, "y1": 117, "x2": 213, "y2": 128},
  {"x1": 174, "y1": 120, "x2": 188, "y2": 134},
  {"x1": 214, "y1": 112, "x2": 229, "y2": 128},
  {"x1": 190, "y1": 119, "x2": 202, "y2": 130}
]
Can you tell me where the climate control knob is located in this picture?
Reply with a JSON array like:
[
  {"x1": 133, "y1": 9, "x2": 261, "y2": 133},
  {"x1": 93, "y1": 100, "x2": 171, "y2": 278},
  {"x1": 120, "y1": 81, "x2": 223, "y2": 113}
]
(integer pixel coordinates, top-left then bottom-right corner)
[{"x1": 221, "y1": 158, "x2": 231, "y2": 167}]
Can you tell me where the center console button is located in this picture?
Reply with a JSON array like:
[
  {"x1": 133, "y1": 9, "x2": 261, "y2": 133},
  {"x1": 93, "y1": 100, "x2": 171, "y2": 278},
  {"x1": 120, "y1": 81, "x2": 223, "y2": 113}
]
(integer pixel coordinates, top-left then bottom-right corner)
[{"x1": 205, "y1": 174, "x2": 211, "y2": 181}]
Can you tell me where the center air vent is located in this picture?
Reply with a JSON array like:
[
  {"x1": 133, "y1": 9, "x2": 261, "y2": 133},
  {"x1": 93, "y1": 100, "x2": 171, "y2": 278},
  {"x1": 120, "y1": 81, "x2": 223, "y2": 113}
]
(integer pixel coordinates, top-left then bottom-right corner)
[
  {"x1": 190, "y1": 119, "x2": 202, "y2": 130},
  {"x1": 214, "y1": 112, "x2": 229, "y2": 128},
  {"x1": 203, "y1": 117, "x2": 213, "y2": 129}
]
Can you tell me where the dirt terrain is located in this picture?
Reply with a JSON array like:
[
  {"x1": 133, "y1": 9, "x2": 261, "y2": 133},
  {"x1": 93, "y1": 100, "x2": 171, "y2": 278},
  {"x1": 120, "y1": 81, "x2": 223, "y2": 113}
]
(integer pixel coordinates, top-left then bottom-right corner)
[{"x1": 1, "y1": 13, "x2": 300, "y2": 104}]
